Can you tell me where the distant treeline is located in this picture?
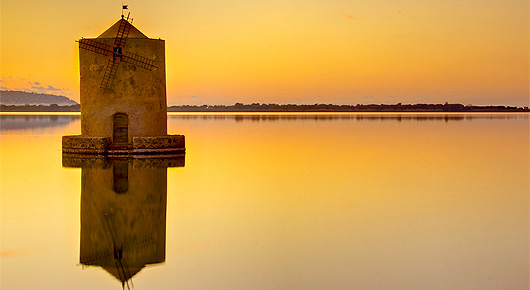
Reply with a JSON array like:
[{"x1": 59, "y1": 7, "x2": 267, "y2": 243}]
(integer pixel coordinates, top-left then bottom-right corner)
[
  {"x1": 1, "y1": 103, "x2": 528, "y2": 112},
  {"x1": 167, "y1": 103, "x2": 529, "y2": 112},
  {"x1": 0, "y1": 104, "x2": 80, "y2": 112}
]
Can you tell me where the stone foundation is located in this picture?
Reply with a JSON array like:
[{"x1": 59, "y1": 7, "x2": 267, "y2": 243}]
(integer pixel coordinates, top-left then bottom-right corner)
[{"x1": 62, "y1": 135, "x2": 185, "y2": 156}]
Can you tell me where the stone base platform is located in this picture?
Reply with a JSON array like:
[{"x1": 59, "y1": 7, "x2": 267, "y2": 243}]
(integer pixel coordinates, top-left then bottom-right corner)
[{"x1": 62, "y1": 135, "x2": 185, "y2": 156}]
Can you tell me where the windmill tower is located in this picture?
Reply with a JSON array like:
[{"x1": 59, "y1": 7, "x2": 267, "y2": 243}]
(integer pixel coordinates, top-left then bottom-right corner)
[{"x1": 63, "y1": 13, "x2": 185, "y2": 155}]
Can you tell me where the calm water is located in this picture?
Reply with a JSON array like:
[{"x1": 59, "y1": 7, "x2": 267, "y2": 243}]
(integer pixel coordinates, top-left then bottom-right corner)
[{"x1": 0, "y1": 113, "x2": 528, "y2": 290}]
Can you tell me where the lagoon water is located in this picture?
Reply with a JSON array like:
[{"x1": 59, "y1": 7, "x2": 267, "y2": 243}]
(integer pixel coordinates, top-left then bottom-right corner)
[{"x1": 0, "y1": 113, "x2": 528, "y2": 290}]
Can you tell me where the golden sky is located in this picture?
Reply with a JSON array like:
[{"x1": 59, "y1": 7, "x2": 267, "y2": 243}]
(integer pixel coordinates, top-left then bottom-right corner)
[{"x1": 1, "y1": 0, "x2": 528, "y2": 106}]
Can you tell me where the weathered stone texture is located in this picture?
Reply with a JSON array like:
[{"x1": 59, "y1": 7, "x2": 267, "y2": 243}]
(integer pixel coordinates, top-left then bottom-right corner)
[
  {"x1": 62, "y1": 135, "x2": 110, "y2": 154},
  {"x1": 133, "y1": 135, "x2": 185, "y2": 149},
  {"x1": 62, "y1": 135, "x2": 184, "y2": 155},
  {"x1": 80, "y1": 37, "x2": 167, "y2": 141}
]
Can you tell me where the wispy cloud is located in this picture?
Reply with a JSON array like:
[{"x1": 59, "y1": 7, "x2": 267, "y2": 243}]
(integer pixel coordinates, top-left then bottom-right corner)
[
  {"x1": 338, "y1": 12, "x2": 356, "y2": 20},
  {"x1": 1, "y1": 76, "x2": 74, "y2": 98},
  {"x1": 31, "y1": 85, "x2": 63, "y2": 92},
  {"x1": 29, "y1": 85, "x2": 71, "y2": 97}
]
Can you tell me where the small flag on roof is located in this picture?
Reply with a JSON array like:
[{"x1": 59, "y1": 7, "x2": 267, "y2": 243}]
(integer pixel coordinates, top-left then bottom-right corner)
[{"x1": 123, "y1": 5, "x2": 128, "y2": 9}]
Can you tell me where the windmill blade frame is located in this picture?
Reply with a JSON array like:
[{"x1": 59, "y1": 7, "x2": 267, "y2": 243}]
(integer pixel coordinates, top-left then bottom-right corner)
[
  {"x1": 78, "y1": 39, "x2": 112, "y2": 56},
  {"x1": 122, "y1": 53, "x2": 157, "y2": 71},
  {"x1": 77, "y1": 13, "x2": 157, "y2": 93},
  {"x1": 114, "y1": 15, "x2": 132, "y2": 49},
  {"x1": 100, "y1": 59, "x2": 120, "y2": 92}
]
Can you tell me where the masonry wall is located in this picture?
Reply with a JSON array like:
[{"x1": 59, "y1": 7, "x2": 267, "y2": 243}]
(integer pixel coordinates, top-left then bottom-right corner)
[{"x1": 80, "y1": 38, "x2": 167, "y2": 141}]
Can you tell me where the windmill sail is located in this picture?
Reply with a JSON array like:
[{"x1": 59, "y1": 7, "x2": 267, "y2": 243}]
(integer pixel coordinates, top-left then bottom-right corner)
[
  {"x1": 114, "y1": 17, "x2": 132, "y2": 50},
  {"x1": 123, "y1": 53, "x2": 157, "y2": 70},
  {"x1": 78, "y1": 39, "x2": 111, "y2": 56},
  {"x1": 78, "y1": 13, "x2": 157, "y2": 93},
  {"x1": 100, "y1": 59, "x2": 120, "y2": 92}
]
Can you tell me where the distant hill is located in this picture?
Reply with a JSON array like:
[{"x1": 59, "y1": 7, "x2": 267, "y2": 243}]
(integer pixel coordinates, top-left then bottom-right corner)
[{"x1": 0, "y1": 90, "x2": 78, "y2": 106}]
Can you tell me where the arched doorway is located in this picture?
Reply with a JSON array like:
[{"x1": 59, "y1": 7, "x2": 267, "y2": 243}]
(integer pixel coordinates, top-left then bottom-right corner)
[{"x1": 113, "y1": 113, "x2": 129, "y2": 145}]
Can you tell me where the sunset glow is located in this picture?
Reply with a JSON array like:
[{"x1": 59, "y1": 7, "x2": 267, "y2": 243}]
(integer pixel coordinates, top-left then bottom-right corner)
[{"x1": 1, "y1": 0, "x2": 528, "y2": 106}]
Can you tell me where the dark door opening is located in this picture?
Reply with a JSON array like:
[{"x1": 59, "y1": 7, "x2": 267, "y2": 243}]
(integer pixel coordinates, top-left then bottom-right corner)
[{"x1": 113, "y1": 113, "x2": 128, "y2": 145}]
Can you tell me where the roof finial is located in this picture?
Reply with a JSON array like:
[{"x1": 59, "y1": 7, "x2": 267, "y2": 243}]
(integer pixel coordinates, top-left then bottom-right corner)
[{"x1": 121, "y1": 3, "x2": 128, "y2": 18}]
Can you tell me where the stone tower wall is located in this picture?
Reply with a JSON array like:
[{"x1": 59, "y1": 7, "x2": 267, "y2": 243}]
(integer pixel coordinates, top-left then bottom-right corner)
[{"x1": 80, "y1": 38, "x2": 167, "y2": 141}]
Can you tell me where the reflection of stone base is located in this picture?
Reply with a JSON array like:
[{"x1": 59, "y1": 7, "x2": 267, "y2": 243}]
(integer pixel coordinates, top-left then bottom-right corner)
[
  {"x1": 62, "y1": 135, "x2": 185, "y2": 155},
  {"x1": 62, "y1": 154, "x2": 185, "y2": 168}
]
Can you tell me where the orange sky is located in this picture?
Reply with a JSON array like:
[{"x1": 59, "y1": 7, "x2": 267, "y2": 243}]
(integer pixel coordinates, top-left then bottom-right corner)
[{"x1": 1, "y1": 0, "x2": 528, "y2": 106}]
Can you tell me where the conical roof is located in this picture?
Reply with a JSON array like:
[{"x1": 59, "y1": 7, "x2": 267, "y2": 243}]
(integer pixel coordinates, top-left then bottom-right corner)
[{"x1": 98, "y1": 18, "x2": 148, "y2": 39}]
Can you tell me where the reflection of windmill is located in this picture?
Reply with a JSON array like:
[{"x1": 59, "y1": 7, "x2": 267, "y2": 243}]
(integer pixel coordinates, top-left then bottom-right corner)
[
  {"x1": 77, "y1": 208, "x2": 161, "y2": 290},
  {"x1": 77, "y1": 13, "x2": 157, "y2": 93},
  {"x1": 62, "y1": 156, "x2": 185, "y2": 289},
  {"x1": 80, "y1": 207, "x2": 163, "y2": 289},
  {"x1": 104, "y1": 211, "x2": 133, "y2": 290}
]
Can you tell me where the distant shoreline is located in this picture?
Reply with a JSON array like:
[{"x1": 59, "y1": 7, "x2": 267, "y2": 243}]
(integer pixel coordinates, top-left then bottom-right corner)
[{"x1": 1, "y1": 103, "x2": 528, "y2": 113}]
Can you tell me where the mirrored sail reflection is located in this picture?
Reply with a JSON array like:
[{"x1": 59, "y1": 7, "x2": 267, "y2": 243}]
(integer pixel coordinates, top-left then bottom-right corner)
[{"x1": 63, "y1": 156, "x2": 185, "y2": 289}]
